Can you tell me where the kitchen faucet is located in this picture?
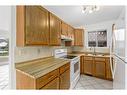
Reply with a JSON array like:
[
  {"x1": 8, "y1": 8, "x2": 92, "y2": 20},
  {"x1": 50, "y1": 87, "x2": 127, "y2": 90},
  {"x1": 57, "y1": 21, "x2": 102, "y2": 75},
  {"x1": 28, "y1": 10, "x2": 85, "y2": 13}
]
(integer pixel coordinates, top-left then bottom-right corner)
[
  {"x1": 89, "y1": 46, "x2": 96, "y2": 55},
  {"x1": 93, "y1": 47, "x2": 96, "y2": 55}
]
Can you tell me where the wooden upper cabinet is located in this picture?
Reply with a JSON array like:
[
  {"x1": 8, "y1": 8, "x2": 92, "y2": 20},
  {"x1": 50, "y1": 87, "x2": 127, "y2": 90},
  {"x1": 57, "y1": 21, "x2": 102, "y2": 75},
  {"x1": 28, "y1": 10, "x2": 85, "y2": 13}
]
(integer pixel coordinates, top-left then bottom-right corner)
[
  {"x1": 74, "y1": 29, "x2": 84, "y2": 46},
  {"x1": 61, "y1": 22, "x2": 68, "y2": 36},
  {"x1": 16, "y1": 6, "x2": 49, "y2": 46},
  {"x1": 49, "y1": 13, "x2": 61, "y2": 46},
  {"x1": 65, "y1": 26, "x2": 74, "y2": 46},
  {"x1": 68, "y1": 25, "x2": 74, "y2": 39}
]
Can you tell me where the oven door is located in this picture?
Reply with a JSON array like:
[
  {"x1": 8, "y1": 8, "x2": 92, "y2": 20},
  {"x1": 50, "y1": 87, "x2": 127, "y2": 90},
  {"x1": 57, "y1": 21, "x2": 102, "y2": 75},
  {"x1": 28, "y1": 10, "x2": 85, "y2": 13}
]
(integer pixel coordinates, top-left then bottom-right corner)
[{"x1": 71, "y1": 59, "x2": 80, "y2": 81}]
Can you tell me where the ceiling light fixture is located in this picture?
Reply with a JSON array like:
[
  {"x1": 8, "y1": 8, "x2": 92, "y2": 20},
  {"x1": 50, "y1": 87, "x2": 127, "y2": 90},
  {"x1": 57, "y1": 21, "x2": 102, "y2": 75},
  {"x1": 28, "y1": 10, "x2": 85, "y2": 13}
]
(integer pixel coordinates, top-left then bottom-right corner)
[{"x1": 82, "y1": 5, "x2": 100, "y2": 14}]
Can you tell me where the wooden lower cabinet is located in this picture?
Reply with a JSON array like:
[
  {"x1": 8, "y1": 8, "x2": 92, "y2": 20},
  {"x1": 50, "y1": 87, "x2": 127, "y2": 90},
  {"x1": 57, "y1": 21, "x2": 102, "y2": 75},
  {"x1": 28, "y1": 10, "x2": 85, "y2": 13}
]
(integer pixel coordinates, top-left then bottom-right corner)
[
  {"x1": 41, "y1": 77, "x2": 59, "y2": 89},
  {"x1": 94, "y1": 61, "x2": 106, "y2": 79},
  {"x1": 106, "y1": 58, "x2": 112, "y2": 80},
  {"x1": 81, "y1": 55, "x2": 112, "y2": 80},
  {"x1": 16, "y1": 70, "x2": 36, "y2": 89},
  {"x1": 16, "y1": 63, "x2": 70, "y2": 89},
  {"x1": 84, "y1": 60, "x2": 93, "y2": 75},
  {"x1": 60, "y1": 69, "x2": 70, "y2": 89},
  {"x1": 83, "y1": 56, "x2": 93, "y2": 75},
  {"x1": 80, "y1": 56, "x2": 84, "y2": 74}
]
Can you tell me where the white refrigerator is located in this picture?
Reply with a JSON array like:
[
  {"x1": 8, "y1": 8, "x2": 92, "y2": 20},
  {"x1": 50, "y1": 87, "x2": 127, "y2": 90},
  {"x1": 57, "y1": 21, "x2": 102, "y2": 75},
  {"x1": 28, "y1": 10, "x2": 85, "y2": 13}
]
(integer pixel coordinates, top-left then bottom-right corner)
[{"x1": 110, "y1": 10, "x2": 127, "y2": 89}]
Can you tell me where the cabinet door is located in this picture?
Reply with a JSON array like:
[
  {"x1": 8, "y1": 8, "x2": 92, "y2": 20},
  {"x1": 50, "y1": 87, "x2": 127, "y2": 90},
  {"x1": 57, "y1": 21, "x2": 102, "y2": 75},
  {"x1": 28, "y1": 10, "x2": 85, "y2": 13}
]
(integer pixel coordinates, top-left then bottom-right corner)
[
  {"x1": 74, "y1": 29, "x2": 84, "y2": 46},
  {"x1": 41, "y1": 77, "x2": 59, "y2": 89},
  {"x1": 68, "y1": 26, "x2": 74, "y2": 38},
  {"x1": 80, "y1": 56, "x2": 84, "y2": 74},
  {"x1": 25, "y1": 6, "x2": 49, "y2": 45},
  {"x1": 49, "y1": 13, "x2": 61, "y2": 46},
  {"x1": 94, "y1": 61, "x2": 106, "y2": 78},
  {"x1": 65, "y1": 26, "x2": 74, "y2": 46},
  {"x1": 84, "y1": 60, "x2": 93, "y2": 75},
  {"x1": 106, "y1": 58, "x2": 112, "y2": 80},
  {"x1": 60, "y1": 69, "x2": 70, "y2": 89},
  {"x1": 61, "y1": 22, "x2": 68, "y2": 36}
]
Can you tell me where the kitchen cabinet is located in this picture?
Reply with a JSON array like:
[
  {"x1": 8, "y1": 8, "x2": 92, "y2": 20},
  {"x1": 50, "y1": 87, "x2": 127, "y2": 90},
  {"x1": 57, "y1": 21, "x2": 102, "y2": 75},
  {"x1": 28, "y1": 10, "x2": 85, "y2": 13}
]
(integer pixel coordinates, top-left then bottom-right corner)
[
  {"x1": 80, "y1": 56, "x2": 84, "y2": 74},
  {"x1": 68, "y1": 25, "x2": 74, "y2": 39},
  {"x1": 59, "y1": 63, "x2": 70, "y2": 89},
  {"x1": 16, "y1": 62, "x2": 70, "y2": 89},
  {"x1": 49, "y1": 13, "x2": 61, "y2": 46},
  {"x1": 81, "y1": 54, "x2": 112, "y2": 80},
  {"x1": 94, "y1": 57, "x2": 106, "y2": 79},
  {"x1": 60, "y1": 69, "x2": 70, "y2": 89},
  {"x1": 106, "y1": 58, "x2": 112, "y2": 80},
  {"x1": 17, "y1": 6, "x2": 49, "y2": 46},
  {"x1": 61, "y1": 22, "x2": 68, "y2": 36},
  {"x1": 74, "y1": 29, "x2": 84, "y2": 46},
  {"x1": 83, "y1": 56, "x2": 93, "y2": 75},
  {"x1": 17, "y1": 6, "x2": 82, "y2": 47},
  {"x1": 65, "y1": 26, "x2": 74, "y2": 46}
]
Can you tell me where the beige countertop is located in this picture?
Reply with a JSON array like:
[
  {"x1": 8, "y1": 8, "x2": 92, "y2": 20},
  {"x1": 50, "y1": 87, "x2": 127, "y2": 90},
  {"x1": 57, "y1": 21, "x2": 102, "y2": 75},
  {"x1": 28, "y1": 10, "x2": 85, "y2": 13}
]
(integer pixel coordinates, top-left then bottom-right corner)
[
  {"x1": 15, "y1": 57, "x2": 70, "y2": 79},
  {"x1": 68, "y1": 52, "x2": 110, "y2": 58}
]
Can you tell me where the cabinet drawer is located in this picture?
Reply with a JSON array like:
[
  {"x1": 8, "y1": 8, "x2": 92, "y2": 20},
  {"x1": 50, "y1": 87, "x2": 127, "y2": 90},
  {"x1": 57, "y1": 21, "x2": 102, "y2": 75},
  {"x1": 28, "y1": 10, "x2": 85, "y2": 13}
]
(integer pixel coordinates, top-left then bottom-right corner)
[
  {"x1": 36, "y1": 69, "x2": 59, "y2": 89},
  {"x1": 95, "y1": 57, "x2": 105, "y2": 61},
  {"x1": 84, "y1": 56, "x2": 93, "y2": 61},
  {"x1": 40, "y1": 77, "x2": 59, "y2": 89},
  {"x1": 60, "y1": 63, "x2": 70, "y2": 74}
]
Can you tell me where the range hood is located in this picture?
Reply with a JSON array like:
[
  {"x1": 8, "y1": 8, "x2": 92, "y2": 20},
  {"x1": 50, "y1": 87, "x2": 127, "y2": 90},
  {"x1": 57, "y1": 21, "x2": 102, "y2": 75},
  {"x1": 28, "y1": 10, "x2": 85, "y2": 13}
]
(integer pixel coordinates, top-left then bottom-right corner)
[{"x1": 61, "y1": 35, "x2": 74, "y2": 41}]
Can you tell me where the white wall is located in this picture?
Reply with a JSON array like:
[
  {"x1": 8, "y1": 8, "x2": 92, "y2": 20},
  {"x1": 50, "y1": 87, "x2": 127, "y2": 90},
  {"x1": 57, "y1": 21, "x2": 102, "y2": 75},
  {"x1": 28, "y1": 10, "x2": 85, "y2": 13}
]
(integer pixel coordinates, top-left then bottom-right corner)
[{"x1": 0, "y1": 6, "x2": 11, "y2": 38}]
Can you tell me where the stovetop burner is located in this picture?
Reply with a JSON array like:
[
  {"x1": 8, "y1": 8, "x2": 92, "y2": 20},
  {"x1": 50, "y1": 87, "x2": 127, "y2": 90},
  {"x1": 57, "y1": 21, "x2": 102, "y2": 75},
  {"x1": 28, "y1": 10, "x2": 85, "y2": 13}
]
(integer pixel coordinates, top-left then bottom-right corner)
[{"x1": 61, "y1": 55, "x2": 77, "y2": 59}]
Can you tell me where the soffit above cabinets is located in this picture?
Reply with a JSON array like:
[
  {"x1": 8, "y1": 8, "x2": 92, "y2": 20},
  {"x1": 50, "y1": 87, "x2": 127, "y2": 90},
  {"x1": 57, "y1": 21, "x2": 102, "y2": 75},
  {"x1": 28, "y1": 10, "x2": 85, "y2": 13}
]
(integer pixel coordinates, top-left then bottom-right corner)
[{"x1": 44, "y1": 6, "x2": 124, "y2": 27}]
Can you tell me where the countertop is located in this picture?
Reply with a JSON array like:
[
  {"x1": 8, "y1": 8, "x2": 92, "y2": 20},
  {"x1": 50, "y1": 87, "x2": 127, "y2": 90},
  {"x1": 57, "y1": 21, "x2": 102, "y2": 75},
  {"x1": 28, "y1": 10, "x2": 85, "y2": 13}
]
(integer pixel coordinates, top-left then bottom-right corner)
[
  {"x1": 68, "y1": 52, "x2": 110, "y2": 58},
  {"x1": 15, "y1": 57, "x2": 70, "y2": 79}
]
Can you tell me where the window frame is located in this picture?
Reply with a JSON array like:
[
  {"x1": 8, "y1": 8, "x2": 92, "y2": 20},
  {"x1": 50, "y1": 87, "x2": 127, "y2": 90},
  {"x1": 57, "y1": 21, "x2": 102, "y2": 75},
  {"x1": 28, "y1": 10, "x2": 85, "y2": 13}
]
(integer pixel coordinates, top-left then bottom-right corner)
[{"x1": 87, "y1": 29, "x2": 108, "y2": 48}]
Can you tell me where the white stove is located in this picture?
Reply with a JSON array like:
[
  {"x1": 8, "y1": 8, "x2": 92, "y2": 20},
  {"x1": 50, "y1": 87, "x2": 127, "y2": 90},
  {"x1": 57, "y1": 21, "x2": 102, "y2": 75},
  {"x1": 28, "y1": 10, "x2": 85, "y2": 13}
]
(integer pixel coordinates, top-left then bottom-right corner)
[{"x1": 54, "y1": 49, "x2": 80, "y2": 89}]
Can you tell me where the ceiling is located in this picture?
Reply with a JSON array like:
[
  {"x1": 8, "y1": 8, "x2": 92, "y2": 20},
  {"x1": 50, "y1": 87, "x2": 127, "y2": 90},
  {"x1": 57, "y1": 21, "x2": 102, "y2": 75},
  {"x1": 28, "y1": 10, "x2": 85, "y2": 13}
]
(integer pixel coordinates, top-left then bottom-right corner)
[{"x1": 44, "y1": 6, "x2": 124, "y2": 27}]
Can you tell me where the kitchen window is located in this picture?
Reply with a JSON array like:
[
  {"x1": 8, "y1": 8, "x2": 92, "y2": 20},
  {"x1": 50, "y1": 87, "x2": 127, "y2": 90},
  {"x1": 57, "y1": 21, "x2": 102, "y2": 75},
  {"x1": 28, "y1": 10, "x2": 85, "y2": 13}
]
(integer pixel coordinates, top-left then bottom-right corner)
[{"x1": 88, "y1": 30, "x2": 107, "y2": 47}]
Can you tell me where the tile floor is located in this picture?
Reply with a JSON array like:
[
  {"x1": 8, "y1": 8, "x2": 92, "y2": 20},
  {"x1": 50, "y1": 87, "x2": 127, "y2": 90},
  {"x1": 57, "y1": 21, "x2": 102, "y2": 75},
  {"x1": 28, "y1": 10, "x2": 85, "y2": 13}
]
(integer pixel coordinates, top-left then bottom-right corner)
[
  {"x1": 74, "y1": 75, "x2": 113, "y2": 90},
  {"x1": 0, "y1": 65, "x2": 9, "y2": 90}
]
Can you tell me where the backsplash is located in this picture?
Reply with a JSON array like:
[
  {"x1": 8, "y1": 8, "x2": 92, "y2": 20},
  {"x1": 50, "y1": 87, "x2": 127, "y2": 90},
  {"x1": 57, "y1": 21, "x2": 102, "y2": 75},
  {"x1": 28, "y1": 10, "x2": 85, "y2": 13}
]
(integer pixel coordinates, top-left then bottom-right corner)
[
  {"x1": 72, "y1": 47, "x2": 109, "y2": 53},
  {"x1": 15, "y1": 46, "x2": 72, "y2": 63}
]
